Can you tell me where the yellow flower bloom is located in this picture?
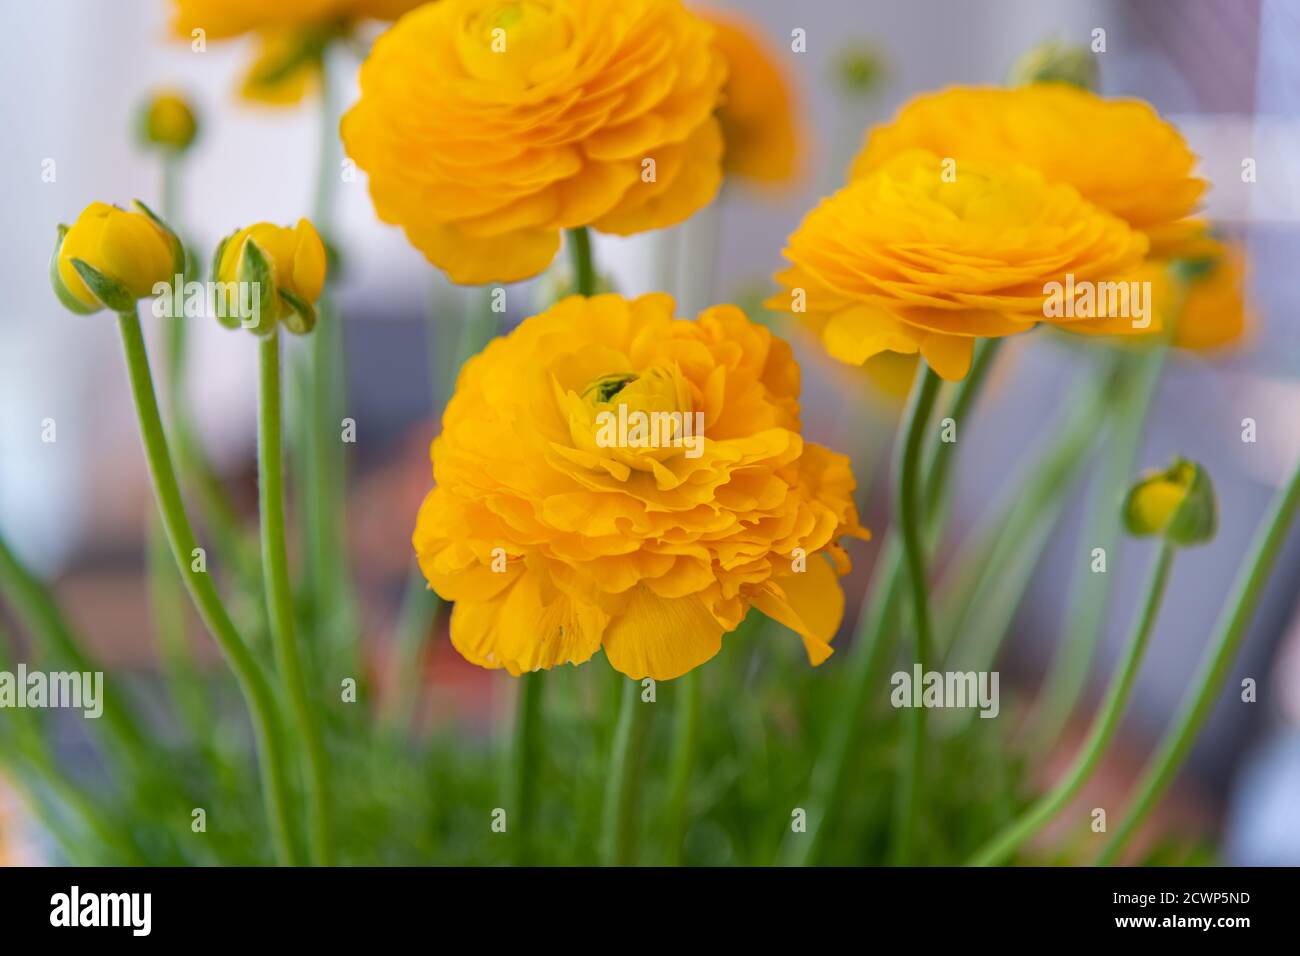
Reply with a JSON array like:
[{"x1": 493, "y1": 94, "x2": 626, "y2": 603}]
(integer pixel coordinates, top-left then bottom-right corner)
[
  {"x1": 851, "y1": 84, "x2": 1205, "y2": 255},
  {"x1": 213, "y1": 219, "x2": 327, "y2": 334},
  {"x1": 52, "y1": 202, "x2": 182, "y2": 314},
  {"x1": 141, "y1": 90, "x2": 198, "y2": 151},
  {"x1": 699, "y1": 8, "x2": 800, "y2": 184},
  {"x1": 341, "y1": 0, "x2": 728, "y2": 284},
  {"x1": 413, "y1": 293, "x2": 868, "y2": 680},
  {"x1": 769, "y1": 151, "x2": 1150, "y2": 380},
  {"x1": 1169, "y1": 242, "x2": 1252, "y2": 352}
]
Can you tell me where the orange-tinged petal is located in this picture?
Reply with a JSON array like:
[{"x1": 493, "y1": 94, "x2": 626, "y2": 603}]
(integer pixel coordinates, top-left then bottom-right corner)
[
  {"x1": 752, "y1": 554, "x2": 845, "y2": 665},
  {"x1": 601, "y1": 585, "x2": 724, "y2": 680}
]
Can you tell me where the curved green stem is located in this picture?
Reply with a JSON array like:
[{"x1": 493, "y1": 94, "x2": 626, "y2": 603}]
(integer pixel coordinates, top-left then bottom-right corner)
[
  {"x1": 1028, "y1": 346, "x2": 1168, "y2": 751},
  {"x1": 506, "y1": 672, "x2": 546, "y2": 864},
  {"x1": 259, "y1": 332, "x2": 334, "y2": 865},
  {"x1": 302, "y1": 46, "x2": 359, "y2": 682},
  {"x1": 782, "y1": 340, "x2": 999, "y2": 867},
  {"x1": 969, "y1": 542, "x2": 1176, "y2": 867},
  {"x1": 1098, "y1": 455, "x2": 1300, "y2": 865},
  {"x1": 601, "y1": 677, "x2": 653, "y2": 865},
  {"x1": 890, "y1": 361, "x2": 943, "y2": 865},
  {"x1": 156, "y1": 152, "x2": 260, "y2": 595},
  {"x1": 117, "y1": 310, "x2": 298, "y2": 866},
  {"x1": 921, "y1": 340, "x2": 1002, "y2": 527},
  {"x1": 939, "y1": 355, "x2": 1123, "y2": 671}
]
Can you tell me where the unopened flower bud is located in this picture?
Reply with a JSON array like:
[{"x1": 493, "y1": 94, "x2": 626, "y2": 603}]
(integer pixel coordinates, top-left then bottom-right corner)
[
  {"x1": 1007, "y1": 39, "x2": 1099, "y2": 91},
  {"x1": 1123, "y1": 457, "x2": 1217, "y2": 546},
  {"x1": 140, "y1": 90, "x2": 198, "y2": 152},
  {"x1": 51, "y1": 201, "x2": 183, "y2": 315},
  {"x1": 211, "y1": 219, "x2": 327, "y2": 335}
]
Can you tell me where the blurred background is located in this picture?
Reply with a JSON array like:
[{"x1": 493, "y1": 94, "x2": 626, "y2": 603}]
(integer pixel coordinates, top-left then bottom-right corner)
[{"x1": 1, "y1": 0, "x2": 1298, "y2": 865}]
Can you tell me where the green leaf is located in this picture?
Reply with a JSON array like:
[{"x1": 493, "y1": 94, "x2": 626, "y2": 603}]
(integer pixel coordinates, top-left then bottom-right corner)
[
  {"x1": 278, "y1": 288, "x2": 317, "y2": 335},
  {"x1": 49, "y1": 225, "x2": 100, "y2": 315},
  {"x1": 70, "y1": 258, "x2": 136, "y2": 313},
  {"x1": 237, "y1": 238, "x2": 278, "y2": 335}
]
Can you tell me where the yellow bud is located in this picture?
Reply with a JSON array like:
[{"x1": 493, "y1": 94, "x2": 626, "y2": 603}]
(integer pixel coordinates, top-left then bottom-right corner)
[
  {"x1": 213, "y1": 219, "x2": 327, "y2": 334},
  {"x1": 1123, "y1": 458, "x2": 1217, "y2": 546},
  {"x1": 1007, "y1": 39, "x2": 1099, "y2": 91},
  {"x1": 53, "y1": 201, "x2": 182, "y2": 314},
  {"x1": 141, "y1": 91, "x2": 198, "y2": 151}
]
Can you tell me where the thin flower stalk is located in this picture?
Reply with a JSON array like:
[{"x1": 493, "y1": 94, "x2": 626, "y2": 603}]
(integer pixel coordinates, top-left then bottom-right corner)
[
  {"x1": 968, "y1": 542, "x2": 1177, "y2": 866},
  {"x1": 890, "y1": 361, "x2": 943, "y2": 864},
  {"x1": 1098, "y1": 455, "x2": 1300, "y2": 865},
  {"x1": 259, "y1": 330, "x2": 335, "y2": 865},
  {"x1": 117, "y1": 307, "x2": 299, "y2": 866}
]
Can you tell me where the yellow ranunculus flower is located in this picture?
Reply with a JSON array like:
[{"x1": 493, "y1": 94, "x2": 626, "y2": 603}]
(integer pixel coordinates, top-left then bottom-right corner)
[
  {"x1": 699, "y1": 8, "x2": 800, "y2": 184},
  {"x1": 769, "y1": 151, "x2": 1150, "y2": 380},
  {"x1": 341, "y1": 0, "x2": 729, "y2": 285},
  {"x1": 141, "y1": 91, "x2": 199, "y2": 151},
  {"x1": 413, "y1": 293, "x2": 868, "y2": 681},
  {"x1": 213, "y1": 219, "x2": 327, "y2": 334},
  {"x1": 851, "y1": 84, "x2": 1205, "y2": 255},
  {"x1": 1169, "y1": 242, "x2": 1252, "y2": 352},
  {"x1": 52, "y1": 202, "x2": 182, "y2": 314}
]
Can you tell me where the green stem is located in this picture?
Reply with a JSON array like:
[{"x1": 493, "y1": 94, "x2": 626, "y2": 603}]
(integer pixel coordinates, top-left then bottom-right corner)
[
  {"x1": 939, "y1": 360, "x2": 1119, "y2": 671},
  {"x1": 601, "y1": 677, "x2": 653, "y2": 866},
  {"x1": 568, "y1": 227, "x2": 596, "y2": 296},
  {"x1": 664, "y1": 668, "x2": 701, "y2": 865},
  {"x1": 1098, "y1": 455, "x2": 1300, "y2": 865},
  {"x1": 117, "y1": 309, "x2": 298, "y2": 866},
  {"x1": 1028, "y1": 346, "x2": 1168, "y2": 750},
  {"x1": 303, "y1": 45, "x2": 358, "y2": 681},
  {"x1": 890, "y1": 361, "x2": 943, "y2": 865},
  {"x1": 259, "y1": 332, "x2": 334, "y2": 865},
  {"x1": 782, "y1": 340, "x2": 999, "y2": 866},
  {"x1": 969, "y1": 542, "x2": 1176, "y2": 866},
  {"x1": 390, "y1": 285, "x2": 503, "y2": 731},
  {"x1": 506, "y1": 672, "x2": 546, "y2": 864},
  {"x1": 157, "y1": 150, "x2": 261, "y2": 596},
  {"x1": 922, "y1": 340, "x2": 1001, "y2": 529}
]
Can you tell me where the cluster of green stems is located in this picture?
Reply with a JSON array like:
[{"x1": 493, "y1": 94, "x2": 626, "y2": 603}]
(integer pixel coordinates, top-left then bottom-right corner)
[{"x1": 4, "y1": 46, "x2": 1300, "y2": 868}]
